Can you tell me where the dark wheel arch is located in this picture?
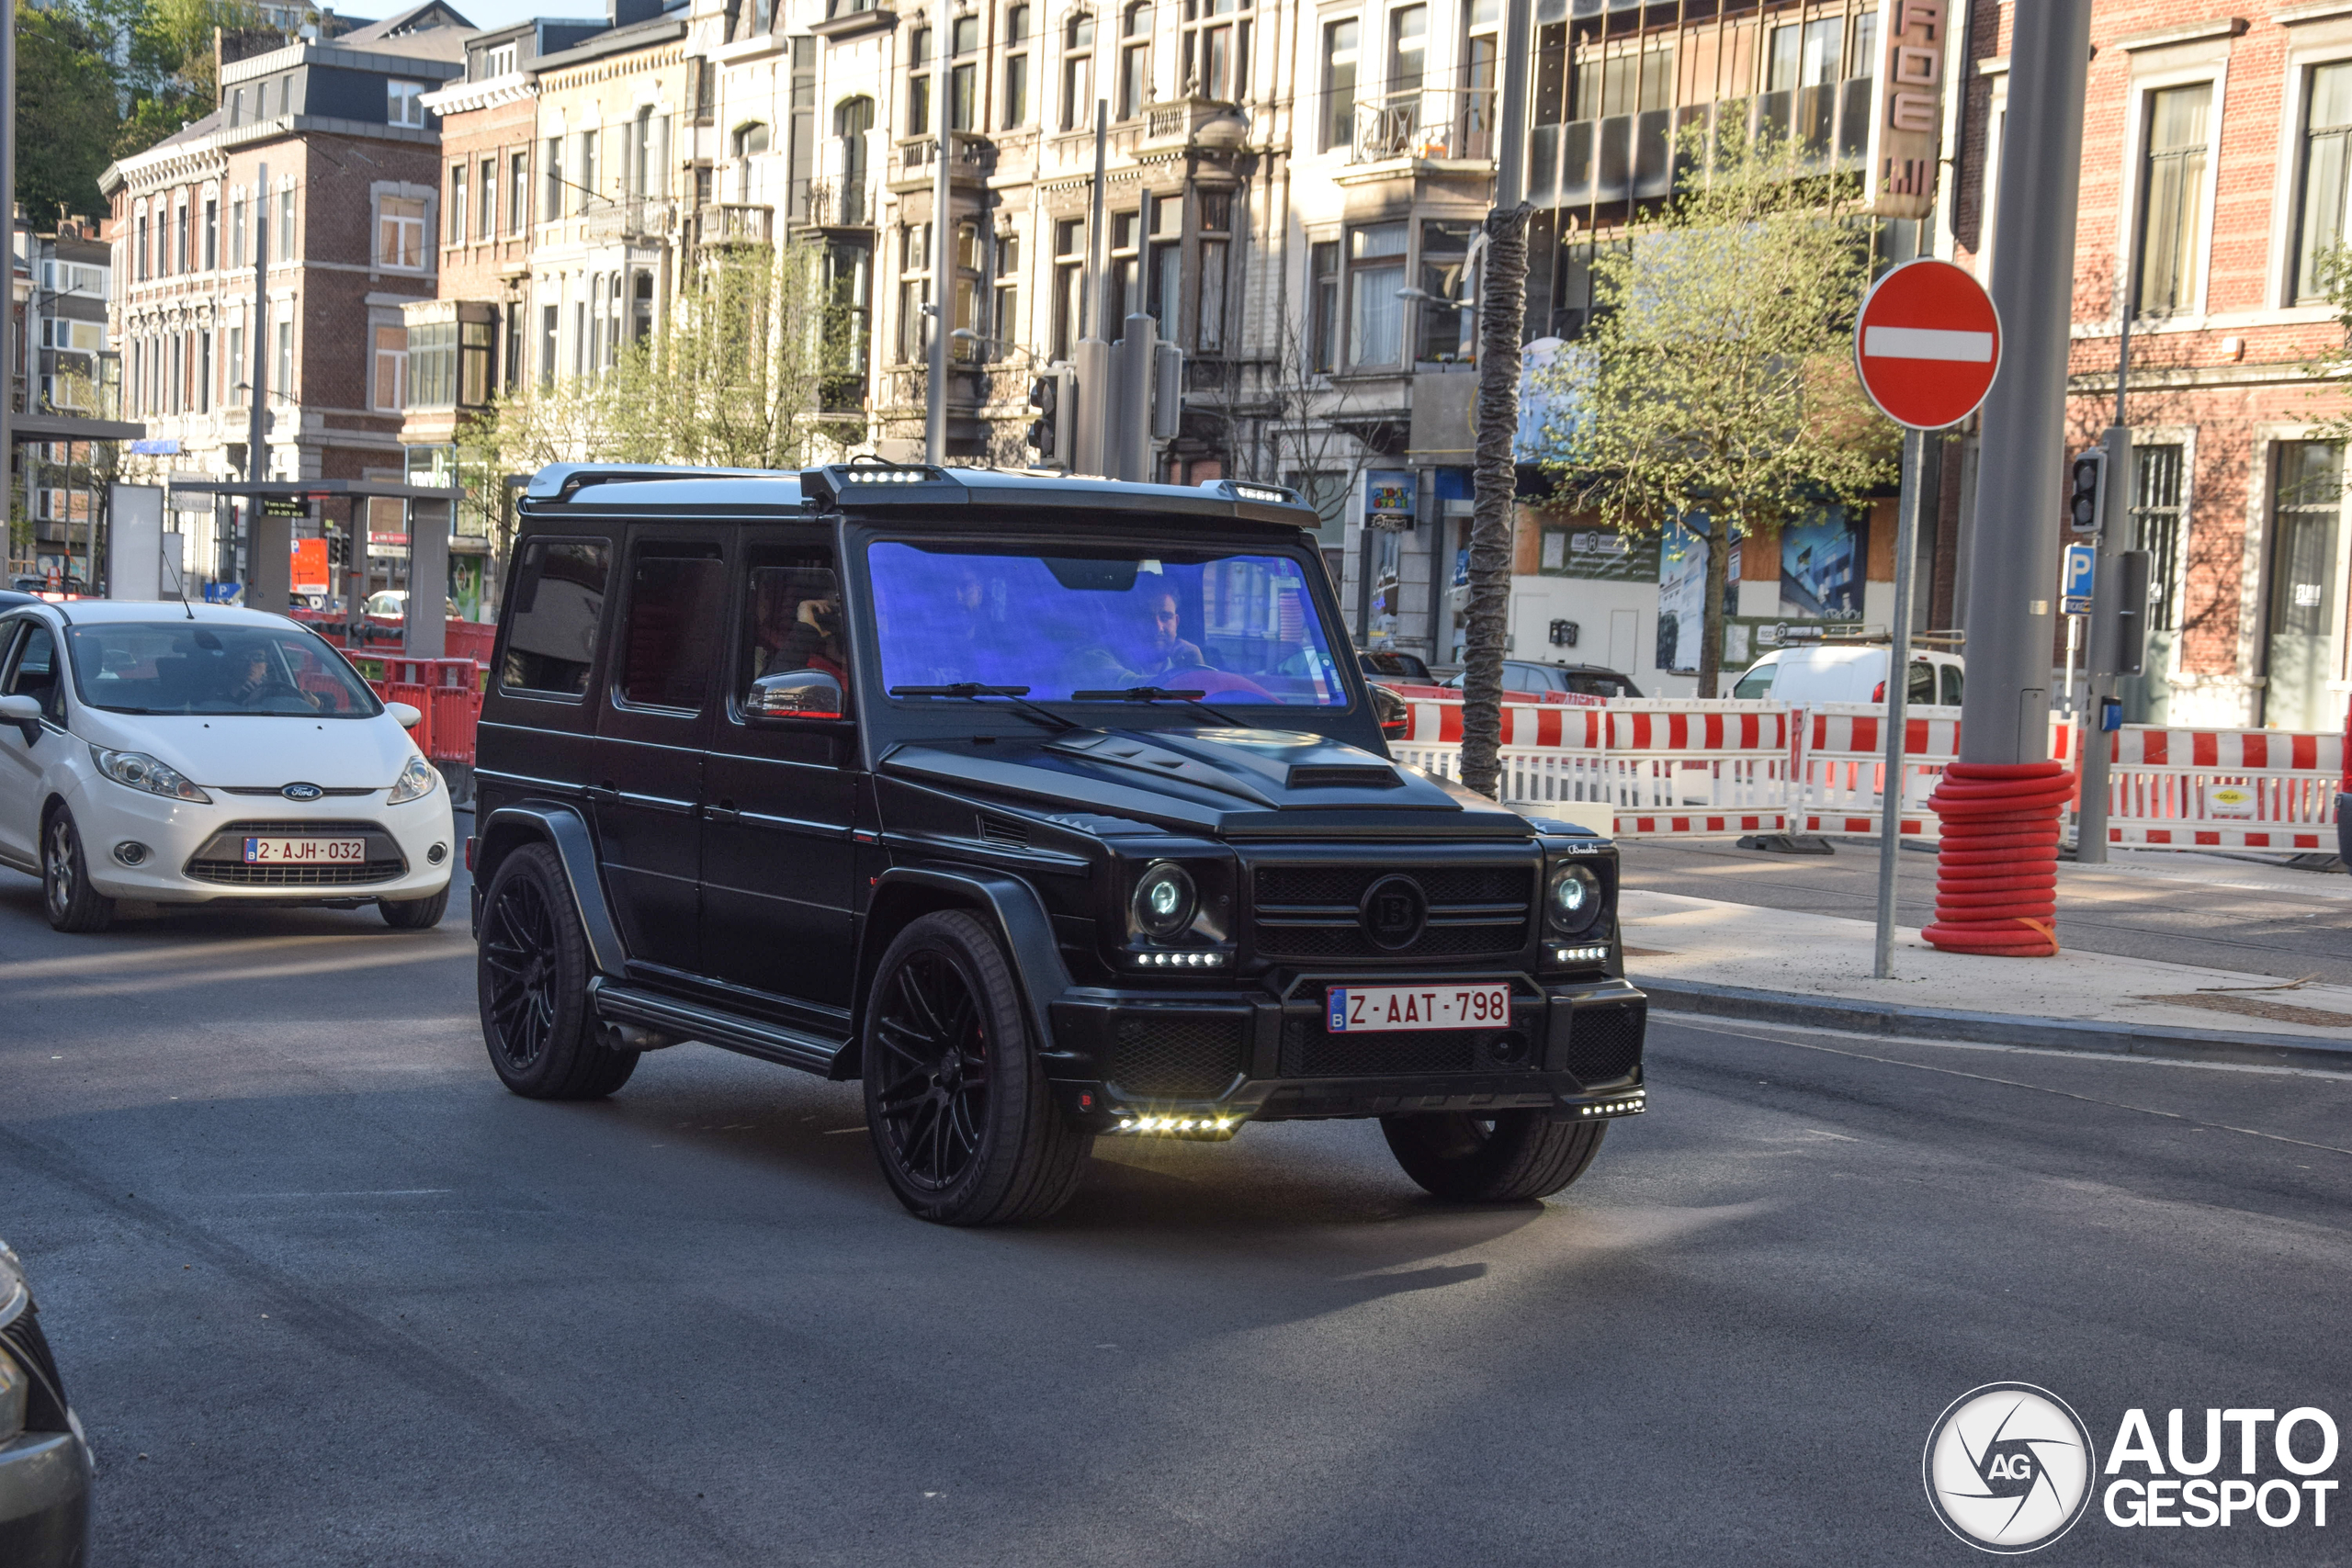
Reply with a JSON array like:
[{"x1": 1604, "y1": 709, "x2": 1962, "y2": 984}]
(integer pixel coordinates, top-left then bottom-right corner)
[
  {"x1": 843, "y1": 866, "x2": 1074, "y2": 1081},
  {"x1": 470, "y1": 803, "x2": 628, "y2": 975}
]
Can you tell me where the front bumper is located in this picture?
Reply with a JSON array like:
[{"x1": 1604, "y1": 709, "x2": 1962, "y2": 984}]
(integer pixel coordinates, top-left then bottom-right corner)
[
  {"x1": 1046, "y1": 971, "x2": 1648, "y2": 1130},
  {"x1": 0, "y1": 1428, "x2": 92, "y2": 1568},
  {"x1": 72, "y1": 775, "x2": 456, "y2": 907}
]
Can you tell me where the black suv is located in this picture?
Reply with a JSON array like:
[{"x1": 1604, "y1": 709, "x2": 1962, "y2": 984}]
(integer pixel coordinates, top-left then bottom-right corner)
[{"x1": 469, "y1": 464, "x2": 1647, "y2": 1224}]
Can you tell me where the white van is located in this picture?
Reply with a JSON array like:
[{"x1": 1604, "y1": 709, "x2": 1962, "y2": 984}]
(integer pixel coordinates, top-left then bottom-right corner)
[{"x1": 1730, "y1": 643, "x2": 1964, "y2": 706}]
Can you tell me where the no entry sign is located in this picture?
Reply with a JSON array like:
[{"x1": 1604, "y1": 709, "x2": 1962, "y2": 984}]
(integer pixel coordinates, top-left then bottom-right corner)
[{"x1": 1852, "y1": 258, "x2": 2002, "y2": 430}]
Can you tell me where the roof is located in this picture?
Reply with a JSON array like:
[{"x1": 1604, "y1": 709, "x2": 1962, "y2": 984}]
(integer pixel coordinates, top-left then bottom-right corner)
[
  {"x1": 11, "y1": 600, "x2": 299, "y2": 628},
  {"x1": 339, "y1": 1, "x2": 475, "y2": 41},
  {"x1": 146, "y1": 110, "x2": 226, "y2": 153}
]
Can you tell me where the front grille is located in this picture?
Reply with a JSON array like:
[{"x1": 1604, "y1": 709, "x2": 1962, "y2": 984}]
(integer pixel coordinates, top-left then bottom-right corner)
[
  {"x1": 184, "y1": 819, "x2": 407, "y2": 887},
  {"x1": 1106, "y1": 1015, "x2": 1245, "y2": 1098},
  {"x1": 220, "y1": 786, "x2": 378, "y2": 797},
  {"x1": 1565, "y1": 1005, "x2": 1645, "y2": 1088},
  {"x1": 1251, "y1": 863, "x2": 1534, "y2": 963},
  {"x1": 0, "y1": 1310, "x2": 73, "y2": 1431}
]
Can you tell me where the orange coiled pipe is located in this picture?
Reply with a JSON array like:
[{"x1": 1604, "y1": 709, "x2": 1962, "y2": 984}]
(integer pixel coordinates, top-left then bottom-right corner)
[{"x1": 1922, "y1": 761, "x2": 2077, "y2": 956}]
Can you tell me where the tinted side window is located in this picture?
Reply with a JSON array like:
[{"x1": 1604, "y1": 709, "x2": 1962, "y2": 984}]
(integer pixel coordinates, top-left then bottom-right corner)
[
  {"x1": 1940, "y1": 662, "x2": 1964, "y2": 705},
  {"x1": 739, "y1": 546, "x2": 846, "y2": 713},
  {"x1": 7, "y1": 626, "x2": 65, "y2": 723},
  {"x1": 501, "y1": 539, "x2": 611, "y2": 697},
  {"x1": 618, "y1": 542, "x2": 727, "y2": 710},
  {"x1": 1501, "y1": 663, "x2": 1547, "y2": 694},
  {"x1": 1731, "y1": 663, "x2": 1776, "y2": 700},
  {"x1": 1907, "y1": 660, "x2": 1935, "y2": 705}
]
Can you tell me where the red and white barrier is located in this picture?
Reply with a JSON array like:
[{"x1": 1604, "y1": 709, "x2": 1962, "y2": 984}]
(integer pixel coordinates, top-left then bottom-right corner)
[{"x1": 2083, "y1": 725, "x2": 2345, "y2": 852}]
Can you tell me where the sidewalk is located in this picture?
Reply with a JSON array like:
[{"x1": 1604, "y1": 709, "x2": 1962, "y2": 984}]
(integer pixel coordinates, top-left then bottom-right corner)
[{"x1": 1621, "y1": 886, "x2": 2352, "y2": 1071}]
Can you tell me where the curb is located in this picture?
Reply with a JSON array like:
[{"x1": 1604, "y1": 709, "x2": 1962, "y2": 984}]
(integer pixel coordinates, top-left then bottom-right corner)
[{"x1": 1632, "y1": 975, "x2": 2352, "y2": 1074}]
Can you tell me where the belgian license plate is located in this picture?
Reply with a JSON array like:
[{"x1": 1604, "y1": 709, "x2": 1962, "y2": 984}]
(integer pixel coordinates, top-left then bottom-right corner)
[
  {"x1": 1326, "y1": 981, "x2": 1512, "y2": 1034},
  {"x1": 243, "y1": 836, "x2": 367, "y2": 865}
]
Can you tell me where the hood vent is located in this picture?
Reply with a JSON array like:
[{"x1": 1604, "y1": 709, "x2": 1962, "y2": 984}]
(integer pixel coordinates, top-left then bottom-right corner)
[
  {"x1": 1286, "y1": 763, "x2": 1402, "y2": 791},
  {"x1": 978, "y1": 814, "x2": 1031, "y2": 848}
]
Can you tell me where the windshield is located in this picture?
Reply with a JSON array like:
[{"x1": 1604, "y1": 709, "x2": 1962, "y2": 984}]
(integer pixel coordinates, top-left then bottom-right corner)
[
  {"x1": 66, "y1": 621, "x2": 385, "y2": 717},
  {"x1": 867, "y1": 541, "x2": 1349, "y2": 706}
]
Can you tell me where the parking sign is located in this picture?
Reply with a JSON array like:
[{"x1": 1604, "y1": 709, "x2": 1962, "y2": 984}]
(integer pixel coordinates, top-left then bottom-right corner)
[{"x1": 2061, "y1": 544, "x2": 2096, "y2": 615}]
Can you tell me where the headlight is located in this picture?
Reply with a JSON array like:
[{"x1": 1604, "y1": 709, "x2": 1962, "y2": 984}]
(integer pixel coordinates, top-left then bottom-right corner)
[
  {"x1": 1544, "y1": 862, "x2": 1605, "y2": 936},
  {"x1": 1131, "y1": 862, "x2": 1198, "y2": 940},
  {"x1": 386, "y1": 754, "x2": 439, "y2": 805},
  {"x1": 91, "y1": 747, "x2": 211, "y2": 804}
]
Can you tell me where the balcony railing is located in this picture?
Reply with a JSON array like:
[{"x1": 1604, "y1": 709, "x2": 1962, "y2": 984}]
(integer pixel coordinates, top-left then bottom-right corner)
[
  {"x1": 1349, "y1": 87, "x2": 1497, "y2": 165},
  {"x1": 898, "y1": 132, "x2": 992, "y2": 176},
  {"x1": 582, "y1": 197, "x2": 675, "y2": 243},
  {"x1": 695, "y1": 203, "x2": 775, "y2": 247},
  {"x1": 806, "y1": 177, "x2": 874, "y2": 229}
]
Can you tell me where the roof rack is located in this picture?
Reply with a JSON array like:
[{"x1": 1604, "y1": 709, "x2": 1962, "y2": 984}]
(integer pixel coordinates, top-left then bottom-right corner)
[{"x1": 523, "y1": 463, "x2": 788, "y2": 502}]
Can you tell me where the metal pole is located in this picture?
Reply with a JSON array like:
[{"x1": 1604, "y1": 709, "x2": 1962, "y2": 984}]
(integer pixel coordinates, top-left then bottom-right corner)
[
  {"x1": 2076, "y1": 269, "x2": 2137, "y2": 863},
  {"x1": 1874, "y1": 426, "x2": 1925, "y2": 978},
  {"x1": 1955, "y1": 0, "x2": 2092, "y2": 765},
  {"x1": 2, "y1": 0, "x2": 15, "y2": 557},
  {"x1": 1073, "y1": 101, "x2": 1111, "y2": 477},
  {"x1": 924, "y1": 16, "x2": 952, "y2": 465},
  {"x1": 246, "y1": 163, "x2": 270, "y2": 596}
]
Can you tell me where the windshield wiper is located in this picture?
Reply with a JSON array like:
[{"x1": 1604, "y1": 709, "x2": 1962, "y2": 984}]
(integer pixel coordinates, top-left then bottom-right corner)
[
  {"x1": 887, "y1": 682, "x2": 1076, "y2": 733},
  {"x1": 1069, "y1": 686, "x2": 1248, "y2": 727}
]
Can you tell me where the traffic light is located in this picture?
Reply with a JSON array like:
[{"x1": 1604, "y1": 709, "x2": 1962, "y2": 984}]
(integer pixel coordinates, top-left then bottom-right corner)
[
  {"x1": 2114, "y1": 548, "x2": 2152, "y2": 676},
  {"x1": 2066, "y1": 448, "x2": 2107, "y2": 535},
  {"x1": 1025, "y1": 366, "x2": 1076, "y2": 467}
]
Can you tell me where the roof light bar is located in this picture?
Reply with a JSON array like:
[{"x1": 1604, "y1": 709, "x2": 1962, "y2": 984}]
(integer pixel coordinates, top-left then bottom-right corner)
[{"x1": 842, "y1": 467, "x2": 941, "y2": 485}]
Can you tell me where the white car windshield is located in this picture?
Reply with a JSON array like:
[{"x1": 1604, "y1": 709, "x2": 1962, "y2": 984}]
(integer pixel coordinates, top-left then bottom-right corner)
[
  {"x1": 67, "y1": 622, "x2": 384, "y2": 717},
  {"x1": 867, "y1": 541, "x2": 1348, "y2": 706}
]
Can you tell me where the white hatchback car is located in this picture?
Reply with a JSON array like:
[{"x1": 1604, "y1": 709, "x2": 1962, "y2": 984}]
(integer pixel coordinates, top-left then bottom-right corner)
[{"x1": 0, "y1": 601, "x2": 457, "y2": 932}]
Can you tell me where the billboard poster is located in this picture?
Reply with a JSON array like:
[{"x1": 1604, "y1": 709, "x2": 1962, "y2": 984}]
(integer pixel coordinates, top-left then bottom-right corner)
[
  {"x1": 1540, "y1": 524, "x2": 1662, "y2": 582},
  {"x1": 1780, "y1": 509, "x2": 1865, "y2": 621},
  {"x1": 1364, "y1": 470, "x2": 1416, "y2": 530},
  {"x1": 1656, "y1": 519, "x2": 1740, "y2": 675}
]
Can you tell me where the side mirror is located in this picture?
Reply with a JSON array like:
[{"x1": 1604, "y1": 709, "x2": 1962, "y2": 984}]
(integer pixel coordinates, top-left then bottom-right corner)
[
  {"x1": 0, "y1": 694, "x2": 41, "y2": 741},
  {"x1": 386, "y1": 701, "x2": 424, "y2": 729},
  {"x1": 750, "y1": 669, "x2": 845, "y2": 720}
]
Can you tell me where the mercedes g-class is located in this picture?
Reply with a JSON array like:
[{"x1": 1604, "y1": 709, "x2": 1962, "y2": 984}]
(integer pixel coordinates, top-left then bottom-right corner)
[{"x1": 469, "y1": 464, "x2": 1647, "y2": 1224}]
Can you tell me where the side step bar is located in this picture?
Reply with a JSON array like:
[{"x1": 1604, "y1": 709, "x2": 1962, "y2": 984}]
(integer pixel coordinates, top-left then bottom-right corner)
[{"x1": 590, "y1": 980, "x2": 847, "y2": 1077}]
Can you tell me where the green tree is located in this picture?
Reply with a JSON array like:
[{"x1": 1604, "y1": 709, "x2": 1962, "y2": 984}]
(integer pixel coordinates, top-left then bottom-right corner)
[
  {"x1": 1532, "y1": 126, "x2": 1895, "y2": 697},
  {"x1": 16, "y1": 1, "x2": 122, "y2": 221}
]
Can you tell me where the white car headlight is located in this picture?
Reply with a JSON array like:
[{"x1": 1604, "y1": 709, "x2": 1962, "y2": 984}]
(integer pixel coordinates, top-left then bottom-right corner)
[
  {"x1": 91, "y1": 747, "x2": 212, "y2": 804},
  {"x1": 386, "y1": 754, "x2": 439, "y2": 805}
]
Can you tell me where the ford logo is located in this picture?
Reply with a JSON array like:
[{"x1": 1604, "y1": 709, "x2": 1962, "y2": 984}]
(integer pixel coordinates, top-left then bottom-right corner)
[
  {"x1": 1358, "y1": 874, "x2": 1428, "y2": 952},
  {"x1": 281, "y1": 782, "x2": 324, "y2": 802}
]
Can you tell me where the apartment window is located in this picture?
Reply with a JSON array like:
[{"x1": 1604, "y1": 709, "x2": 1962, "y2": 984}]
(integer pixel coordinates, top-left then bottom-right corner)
[
  {"x1": 822, "y1": 239, "x2": 873, "y2": 409},
  {"x1": 1458, "y1": 0, "x2": 1498, "y2": 159},
  {"x1": 484, "y1": 42, "x2": 516, "y2": 76},
  {"x1": 1004, "y1": 5, "x2": 1031, "y2": 126},
  {"x1": 1310, "y1": 239, "x2": 1339, "y2": 371},
  {"x1": 734, "y1": 121, "x2": 770, "y2": 201},
  {"x1": 448, "y1": 164, "x2": 468, "y2": 243},
  {"x1": 136, "y1": 216, "x2": 149, "y2": 280},
  {"x1": 545, "y1": 137, "x2": 563, "y2": 220},
  {"x1": 1053, "y1": 216, "x2": 1086, "y2": 355},
  {"x1": 481, "y1": 158, "x2": 497, "y2": 238},
  {"x1": 540, "y1": 303, "x2": 559, "y2": 386},
  {"x1": 277, "y1": 188, "x2": 296, "y2": 261},
  {"x1": 1322, "y1": 18, "x2": 1358, "y2": 152},
  {"x1": 787, "y1": 38, "x2": 816, "y2": 220},
  {"x1": 373, "y1": 325, "x2": 408, "y2": 410},
  {"x1": 410, "y1": 319, "x2": 455, "y2": 407},
  {"x1": 275, "y1": 318, "x2": 294, "y2": 398},
  {"x1": 227, "y1": 325, "x2": 244, "y2": 406},
  {"x1": 837, "y1": 96, "x2": 874, "y2": 223},
  {"x1": 1147, "y1": 194, "x2": 1180, "y2": 339},
  {"x1": 2137, "y1": 83, "x2": 2212, "y2": 316},
  {"x1": 509, "y1": 151, "x2": 528, "y2": 234},
  {"x1": 203, "y1": 199, "x2": 218, "y2": 270},
  {"x1": 1182, "y1": 0, "x2": 1250, "y2": 104},
  {"x1": 1119, "y1": 3, "x2": 1151, "y2": 120},
  {"x1": 168, "y1": 334, "x2": 182, "y2": 413},
  {"x1": 2130, "y1": 444, "x2": 2186, "y2": 634},
  {"x1": 897, "y1": 221, "x2": 932, "y2": 362},
  {"x1": 1107, "y1": 209, "x2": 1140, "y2": 324},
  {"x1": 910, "y1": 26, "x2": 933, "y2": 134},
  {"x1": 198, "y1": 330, "x2": 212, "y2": 412},
  {"x1": 230, "y1": 195, "x2": 246, "y2": 268},
  {"x1": 1197, "y1": 191, "x2": 1230, "y2": 352},
  {"x1": 174, "y1": 205, "x2": 187, "y2": 274},
  {"x1": 951, "y1": 220, "x2": 985, "y2": 357},
  {"x1": 1062, "y1": 13, "x2": 1095, "y2": 130},
  {"x1": 378, "y1": 196, "x2": 426, "y2": 268},
  {"x1": 231, "y1": 86, "x2": 246, "y2": 126},
  {"x1": 953, "y1": 17, "x2": 979, "y2": 130},
  {"x1": 1389, "y1": 5, "x2": 1425, "y2": 99},
  {"x1": 2296, "y1": 62, "x2": 2352, "y2": 301},
  {"x1": 2266, "y1": 440, "x2": 2345, "y2": 730},
  {"x1": 1417, "y1": 218, "x2": 1476, "y2": 362},
  {"x1": 388, "y1": 80, "x2": 426, "y2": 128},
  {"x1": 992, "y1": 231, "x2": 1020, "y2": 355},
  {"x1": 573, "y1": 299, "x2": 587, "y2": 375},
  {"x1": 1347, "y1": 220, "x2": 1407, "y2": 366},
  {"x1": 578, "y1": 129, "x2": 600, "y2": 211}
]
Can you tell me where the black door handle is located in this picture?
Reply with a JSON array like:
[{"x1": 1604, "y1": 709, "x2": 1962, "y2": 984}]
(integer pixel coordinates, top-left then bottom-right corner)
[
  {"x1": 704, "y1": 798, "x2": 741, "y2": 823},
  {"x1": 583, "y1": 783, "x2": 620, "y2": 806}
]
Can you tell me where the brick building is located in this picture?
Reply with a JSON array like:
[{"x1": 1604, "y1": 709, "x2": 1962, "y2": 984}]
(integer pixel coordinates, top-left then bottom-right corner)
[{"x1": 99, "y1": 1, "x2": 470, "y2": 595}]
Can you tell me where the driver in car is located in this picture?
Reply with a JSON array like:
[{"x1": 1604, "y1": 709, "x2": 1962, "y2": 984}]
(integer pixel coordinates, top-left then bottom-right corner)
[{"x1": 1068, "y1": 586, "x2": 1205, "y2": 690}]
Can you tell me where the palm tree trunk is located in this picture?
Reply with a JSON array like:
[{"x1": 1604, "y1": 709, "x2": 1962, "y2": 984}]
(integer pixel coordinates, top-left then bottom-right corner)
[{"x1": 1460, "y1": 204, "x2": 1530, "y2": 799}]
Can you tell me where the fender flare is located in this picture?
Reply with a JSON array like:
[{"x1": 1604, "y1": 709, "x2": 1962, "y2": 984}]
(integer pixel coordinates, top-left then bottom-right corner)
[
  {"x1": 858, "y1": 864, "x2": 1074, "y2": 1065},
  {"x1": 477, "y1": 803, "x2": 629, "y2": 976}
]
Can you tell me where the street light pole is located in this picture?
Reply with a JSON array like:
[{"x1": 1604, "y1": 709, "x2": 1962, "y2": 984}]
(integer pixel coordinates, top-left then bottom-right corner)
[
  {"x1": 2, "y1": 0, "x2": 16, "y2": 562},
  {"x1": 2076, "y1": 261, "x2": 2138, "y2": 863}
]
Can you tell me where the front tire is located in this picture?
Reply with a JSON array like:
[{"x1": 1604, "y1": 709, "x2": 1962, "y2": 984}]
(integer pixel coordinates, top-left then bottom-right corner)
[
  {"x1": 862, "y1": 910, "x2": 1089, "y2": 1225},
  {"x1": 42, "y1": 807, "x2": 114, "y2": 933},
  {"x1": 476, "y1": 843, "x2": 635, "y2": 1100},
  {"x1": 1381, "y1": 1111, "x2": 1606, "y2": 1202},
  {"x1": 379, "y1": 886, "x2": 451, "y2": 930}
]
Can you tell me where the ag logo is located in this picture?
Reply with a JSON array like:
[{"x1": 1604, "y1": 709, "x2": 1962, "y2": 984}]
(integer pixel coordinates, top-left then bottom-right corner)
[{"x1": 1924, "y1": 1383, "x2": 2097, "y2": 1553}]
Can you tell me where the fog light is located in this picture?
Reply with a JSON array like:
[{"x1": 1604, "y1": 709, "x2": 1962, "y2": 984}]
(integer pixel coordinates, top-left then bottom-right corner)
[
  {"x1": 113, "y1": 841, "x2": 150, "y2": 866},
  {"x1": 1552, "y1": 944, "x2": 1609, "y2": 965},
  {"x1": 426, "y1": 842, "x2": 448, "y2": 865},
  {"x1": 1110, "y1": 1113, "x2": 1243, "y2": 1141}
]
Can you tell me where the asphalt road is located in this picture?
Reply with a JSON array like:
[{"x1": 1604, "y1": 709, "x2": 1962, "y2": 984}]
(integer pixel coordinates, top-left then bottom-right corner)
[{"x1": 5, "y1": 843, "x2": 2351, "y2": 1565}]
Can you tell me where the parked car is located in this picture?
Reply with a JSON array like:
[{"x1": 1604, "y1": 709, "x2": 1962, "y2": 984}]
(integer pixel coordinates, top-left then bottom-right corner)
[
  {"x1": 1730, "y1": 642, "x2": 1964, "y2": 705},
  {"x1": 469, "y1": 464, "x2": 1647, "y2": 1225},
  {"x1": 1443, "y1": 660, "x2": 1644, "y2": 700},
  {"x1": 363, "y1": 591, "x2": 460, "y2": 621},
  {"x1": 0, "y1": 601, "x2": 457, "y2": 932},
  {"x1": 0, "y1": 1236, "x2": 91, "y2": 1567},
  {"x1": 9, "y1": 578, "x2": 89, "y2": 603},
  {"x1": 1357, "y1": 649, "x2": 1434, "y2": 686}
]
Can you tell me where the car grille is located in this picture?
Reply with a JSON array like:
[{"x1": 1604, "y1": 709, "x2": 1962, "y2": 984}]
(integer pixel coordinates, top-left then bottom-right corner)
[
  {"x1": 1105, "y1": 1015, "x2": 1246, "y2": 1099},
  {"x1": 1250, "y1": 863, "x2": 1534, "y2": 963},
  {"x1": 183, "y1": 819, "x2": 407, "y2": 887},
  {"x1": 1565, "y1": 1004, "x2": 1645, "y2": 1088},
  {"x1": 0, "y1": 1309, "x2": 73, "y2": 1432}
]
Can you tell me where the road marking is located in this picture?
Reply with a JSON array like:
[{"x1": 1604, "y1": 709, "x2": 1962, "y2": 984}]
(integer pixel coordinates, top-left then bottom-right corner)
[
  {"x1": 1862, "y1": 324, "x2": 1995, "y2": 362},
  {"x1": 10, "y1": 944, "x2": 458, "y2": 1001}
]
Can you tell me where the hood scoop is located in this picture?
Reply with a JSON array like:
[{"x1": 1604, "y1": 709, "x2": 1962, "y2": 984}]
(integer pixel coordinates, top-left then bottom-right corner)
[{"x1": 1285, "y1": 762, "x2": 1400, "y2": 791}]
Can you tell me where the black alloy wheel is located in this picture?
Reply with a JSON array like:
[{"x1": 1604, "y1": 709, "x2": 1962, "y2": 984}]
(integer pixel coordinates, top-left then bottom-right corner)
[
  {"x1": 1380, "y1": 1110, "x2": 1607, "y2": 1202},
  {"x1": 476, "y1": 842, "x2": 635, "y2": 1100},
  {"x1": 41, "y1": 807, "x2": 113, "y2": 933},
  {"x1": 862, "y1": 911, "x2": 1090, "y2": 1225}
]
